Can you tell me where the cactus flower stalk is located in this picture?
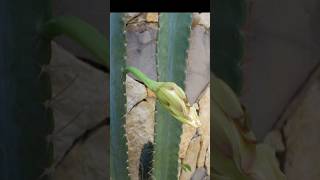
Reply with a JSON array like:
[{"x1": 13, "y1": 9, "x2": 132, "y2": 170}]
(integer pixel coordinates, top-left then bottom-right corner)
[{"x1": 125, "y1": 66, "x2": 201, "y2": 128}]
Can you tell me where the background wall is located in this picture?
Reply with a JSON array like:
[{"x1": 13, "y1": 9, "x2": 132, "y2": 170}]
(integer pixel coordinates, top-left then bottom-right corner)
[
  {"x1": 50, "y1": 1, "x2": 109, "y2": 179},
  {"x1": 241, "y1": 0, "x2": 320, "y2": 140},
  {"x1": 241, "y1": 1, "x2": 320, "y2": 179}
]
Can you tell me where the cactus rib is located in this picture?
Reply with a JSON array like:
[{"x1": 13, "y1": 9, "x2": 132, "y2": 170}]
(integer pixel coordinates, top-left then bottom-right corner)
[
  {"x1": 0, "y1": 0, "x2": 53, "y2": 179},
  {"x1": 153, "y1": 13, "x2": 192, "y2": 179},
  {"x1": 213, "y1": 0, "x2": 247, "y2": 95},
  {"x1": 110, "y1": 13, "x2": 130, "y2": 180}
]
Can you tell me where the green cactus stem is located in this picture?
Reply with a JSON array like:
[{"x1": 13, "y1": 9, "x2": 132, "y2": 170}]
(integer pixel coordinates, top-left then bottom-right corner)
[
  {"x1": 213, "y1": 0, "x2": 247, "y2": 95},
  {"x1": 40, "y1": 16, "x2": 109, "y2": 70},
  {"x1": 153, "y1": 13, "x2": 193, "y2": 180},
  {"x1": 0, "y1": 0, "x2": 53, "y2": 179},
  {"x1": 110, "y1": 13, "x2": 130, "y2": 180}
]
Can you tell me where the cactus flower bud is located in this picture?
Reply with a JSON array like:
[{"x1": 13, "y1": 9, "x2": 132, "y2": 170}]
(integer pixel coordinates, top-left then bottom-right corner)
[{"x1": 125, "y1": 66, "x2": 201, "y2": 128}]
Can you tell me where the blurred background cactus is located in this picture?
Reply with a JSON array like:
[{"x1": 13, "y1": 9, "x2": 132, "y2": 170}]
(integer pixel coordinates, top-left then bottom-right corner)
[
  {"x1": 212, "y1": 75, "x2": 286, "y2": 179},
  {"x1": 212, "y1": 0, "x2": 286, "y2": 179},
  {"x1": 213, "y1": 0, "x2": 247, "y2": 95},
  {"x1": 0, "y1": 0, "x2": 107, "y2": 179},
  {"x1": 110, "y1": 13, "x2": 210, "y2": 180},
  {"x1": 0, "y1": 1, "x2": 54, "y2": 179}
]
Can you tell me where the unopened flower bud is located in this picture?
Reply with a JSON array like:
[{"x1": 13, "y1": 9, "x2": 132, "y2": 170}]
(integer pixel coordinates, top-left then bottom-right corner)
[{"x1": 125, "y1": 66, "x2": 201, "y2": 128}]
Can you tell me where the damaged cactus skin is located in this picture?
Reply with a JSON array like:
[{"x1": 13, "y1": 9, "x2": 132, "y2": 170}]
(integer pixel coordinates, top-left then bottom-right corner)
[{"x1": 125, "y1": 66, "x2": 200, "y2": 128}]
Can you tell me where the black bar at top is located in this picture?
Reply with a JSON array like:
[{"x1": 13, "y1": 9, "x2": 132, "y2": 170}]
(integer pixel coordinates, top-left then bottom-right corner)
[{"x1": 111, "y1": 0, "x2": 211, "y2": 12}]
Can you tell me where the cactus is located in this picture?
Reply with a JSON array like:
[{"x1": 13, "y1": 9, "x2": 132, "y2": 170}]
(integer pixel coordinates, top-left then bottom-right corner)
[
  {"x1": 0, "y1": 1, "x2": 53, "y2": 179},
  {"x1": 110, "y1": 13, "x2": 130, "y2": 180},
  {"x1": 212, "y1": 1, "x2": 286, "y2": 179},
  {"x1": 213, "y1": 0, "x2": 247, "y2": 95},
  {"x1": 153, "y1": 13, "x2": 192, "y2": 180},
  {"x1": 110, "y1": 13, "x2": 193, "y2": 179}
]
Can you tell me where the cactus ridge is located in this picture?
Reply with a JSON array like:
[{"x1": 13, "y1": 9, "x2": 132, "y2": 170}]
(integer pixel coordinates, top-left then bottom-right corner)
[
  {"x1": 0, "y1": 1, "x2": 54, "y2": 179},
  {"x1": 153, "y1": 13, "x2": 193, "y2": 180},
  {"x1": 213, "y1": 0, "x2": 247, "y2": 95},
  {"x1": 110, "y1": 13, "x2": 130, "y2": 180}
]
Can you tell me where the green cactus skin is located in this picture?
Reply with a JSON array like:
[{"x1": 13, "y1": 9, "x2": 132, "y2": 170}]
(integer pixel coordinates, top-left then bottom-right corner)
[
  {"x1": 110, "y1": 13, "x2": 130, "y2": 180},
  {"x1": 40, "y1": 16, "x2": 109, "y2": 70},
  {"x1": 153, "y1": 13, "x2": 192, "y2": 179},
  {"x1": 213, "y1": 0, "x2": 247, "y2": 95},
  {"x1": 0, "y1": 0, "x2": 53, "y2": 179}
]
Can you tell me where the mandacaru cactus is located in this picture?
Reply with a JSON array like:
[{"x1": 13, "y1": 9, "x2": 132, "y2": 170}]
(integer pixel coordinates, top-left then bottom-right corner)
[
  {"x1": 110, "y1": 13, "x2": 193, "y2": 180},
  {"x1": 0, "y1": 0, "x2": 108, "y2": 179},
  {"x1": 153, "y1": 13, "x2": 193, "y2": 180},
  {"x1": 110, "y1": 13, "x2": 130, "y2": 180}
]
